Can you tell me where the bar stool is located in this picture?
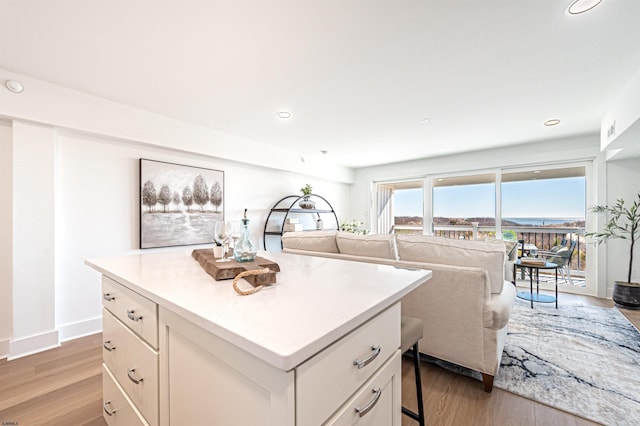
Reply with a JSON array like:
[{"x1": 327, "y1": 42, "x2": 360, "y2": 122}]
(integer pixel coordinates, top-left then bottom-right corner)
[{"x1": 401, "y1": 316, "x2": 425, "y2": 426}]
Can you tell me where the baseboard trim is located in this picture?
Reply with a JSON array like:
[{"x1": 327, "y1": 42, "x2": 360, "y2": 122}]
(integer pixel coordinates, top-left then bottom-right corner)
[
  {"x1": 8, "y1": 329, "x2": 59, "y2": 360},
  {"x1": 58, "y1": 316, "x2": 102, "y2": 342},
  {"x1": 0, "y1": 338, "x2": 9, "y2": 360}
]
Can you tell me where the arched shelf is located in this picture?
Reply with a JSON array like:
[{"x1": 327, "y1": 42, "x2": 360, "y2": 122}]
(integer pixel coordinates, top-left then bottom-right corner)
[{"x1": 263, "y1": 194, "x2": 339, "y2": 250}]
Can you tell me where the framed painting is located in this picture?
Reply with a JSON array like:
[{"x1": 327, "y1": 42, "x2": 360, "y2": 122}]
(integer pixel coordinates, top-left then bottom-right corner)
[{"x1": 140, "y1": 159, "x2": 224, "y2": 248}]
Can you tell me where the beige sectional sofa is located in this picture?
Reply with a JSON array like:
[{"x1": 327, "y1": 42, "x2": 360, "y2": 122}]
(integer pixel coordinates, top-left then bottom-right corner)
[{"x1": 281, "y1": 231, "x2": 517, "y2": 392}]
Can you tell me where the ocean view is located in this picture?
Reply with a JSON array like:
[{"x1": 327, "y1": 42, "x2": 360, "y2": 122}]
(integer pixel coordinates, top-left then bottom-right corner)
[
  {"x1": 396, "y1": 216, "x2": 586, "y2": 228},
  {"x1": 503, "y1": 217, "x2": 585, "y2": 226}
]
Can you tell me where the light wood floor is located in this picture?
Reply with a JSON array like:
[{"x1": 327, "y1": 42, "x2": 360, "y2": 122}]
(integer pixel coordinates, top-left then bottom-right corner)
[{"x1": 1, "y1": 293, "x2": 637, "y2": 426}]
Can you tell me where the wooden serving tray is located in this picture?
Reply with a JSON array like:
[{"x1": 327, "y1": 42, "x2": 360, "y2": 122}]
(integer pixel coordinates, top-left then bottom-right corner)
[{"x1": 192, "y1": 249, "x2": 280, "y2": 286}]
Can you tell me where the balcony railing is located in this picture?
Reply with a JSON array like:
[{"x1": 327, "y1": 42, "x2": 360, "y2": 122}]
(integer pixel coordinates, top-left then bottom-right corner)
[{"x1": 393, "y1": 224, "x2": 586, "y2": 275}]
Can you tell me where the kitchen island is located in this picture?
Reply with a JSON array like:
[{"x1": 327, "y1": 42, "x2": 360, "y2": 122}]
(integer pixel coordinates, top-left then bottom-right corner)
[{"x1": 86, "y1": 249, "x2": 431, "y2": 426}]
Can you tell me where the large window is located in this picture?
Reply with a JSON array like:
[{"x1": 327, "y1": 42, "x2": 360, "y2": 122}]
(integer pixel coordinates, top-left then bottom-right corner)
[{"x1": 432, "y1": 173, "x2": 496, "y2": 239}]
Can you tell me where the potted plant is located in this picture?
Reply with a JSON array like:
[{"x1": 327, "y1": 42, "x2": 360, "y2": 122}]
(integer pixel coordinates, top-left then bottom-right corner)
[
  {"x1": 298, "y1": 183, "x2": 315, "y2": 209},
  {"x1": 586, "y1": 191, "x2": 640, "y2": 309},
  {"x1": 340, "y1": 220, "x2": 370, "y2": 235}
]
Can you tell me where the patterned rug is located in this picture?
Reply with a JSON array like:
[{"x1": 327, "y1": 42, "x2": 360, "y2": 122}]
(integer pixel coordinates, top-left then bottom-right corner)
[{"x1": 426, "y1": 300, "x2": 640, "y2": 425}]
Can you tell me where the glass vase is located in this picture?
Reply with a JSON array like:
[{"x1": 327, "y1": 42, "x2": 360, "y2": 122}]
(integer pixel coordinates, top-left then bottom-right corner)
[{"x1": 234, "y1": 212, "x2": 257, "y2": 262}]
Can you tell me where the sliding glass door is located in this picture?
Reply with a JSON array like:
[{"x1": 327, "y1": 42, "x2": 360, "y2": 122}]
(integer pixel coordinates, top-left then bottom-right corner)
[{"x1": 501, "y1": 166, "x2": 587, "y2": 289}]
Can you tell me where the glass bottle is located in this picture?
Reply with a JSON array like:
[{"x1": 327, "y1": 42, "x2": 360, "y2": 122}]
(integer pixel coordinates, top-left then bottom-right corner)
[{"x1": 234, "y1": 209, "x2": 257, "y2": 262}]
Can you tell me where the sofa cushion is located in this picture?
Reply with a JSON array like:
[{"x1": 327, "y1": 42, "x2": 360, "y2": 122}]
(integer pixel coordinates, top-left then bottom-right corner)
[
  {"x1": 281, "y1": 230, "x2": 339, "y2": 253},
  {"x1": 396, "y1": 235, "x2": 505, "y2": 293},
  {"x1": 335, "y1": 232, "x2": 398, "y2": 259},
  {"x1": 481, "y1": 238, "x2": 518, "y2": 260}
]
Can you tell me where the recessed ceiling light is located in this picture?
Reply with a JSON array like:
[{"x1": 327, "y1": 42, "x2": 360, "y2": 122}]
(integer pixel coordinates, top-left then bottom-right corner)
[
  {"x1": 420, "y1": 117, "x2": 433, "y2": 124},
  {"x1": 567, "y1": 0, "x2": 603, "y2": 15},
  {"x1": 276, "y1": 111, "x2": 292, "y2": 119},
  {"x1": 544, "y1": 119, "x2": 561, "y2": 126},
  {"x1": 5, "y1": 79, "x2": 24, "y2": 93}
]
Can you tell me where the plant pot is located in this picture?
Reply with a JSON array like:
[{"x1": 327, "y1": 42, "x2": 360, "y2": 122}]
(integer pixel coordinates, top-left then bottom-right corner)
[
  {"x1": 298, "y1": 196, "x2": 316, "y2": 209},
  {"x1": 612, "y1": 281, "x2": 640, "y2": 310}
]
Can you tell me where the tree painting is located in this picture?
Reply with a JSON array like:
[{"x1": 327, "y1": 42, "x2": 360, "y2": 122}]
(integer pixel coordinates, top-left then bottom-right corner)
[
  {"x1": 158, "y1": 184, "x2": 172, "y2": 213},
  {"x1": 140, "y1": 159, "x2": 224, "y2": 249},
  {"x1": 182, "y1": 186, "x2": 194, "y2": 212},
  {"x1": 211, "y1": 182, "x2": 223, "y2": 212},
  {"x1": 142, "y1": 180, "x2": 157, "y2": 212},
  {"x1": 193, "y1": 175, "x2": 210, "y2": 211},
  {"x1": 172, "y1": 191, "x2": 181, "y2": 211}
]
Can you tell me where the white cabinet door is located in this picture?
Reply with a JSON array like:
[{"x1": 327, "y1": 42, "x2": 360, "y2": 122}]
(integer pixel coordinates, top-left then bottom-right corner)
[
  {"x1": 325, "y1": 350, "x2": 401, "y2": 426},
  {"x1": 102, "y1": 276, "x2": 158, "y2": 348},
  {"x1": 103, "y1": 308, "x2": 158, "y2": 425},
  {"x1": 159, "y1": 307, "x2": 295, "y2": 426},
  {"x1": 297, "y1": 304, "x2": 400, "y2": 426},
  {"x1": 102, "y1": 364, "x2": 149, "y2": 426}
]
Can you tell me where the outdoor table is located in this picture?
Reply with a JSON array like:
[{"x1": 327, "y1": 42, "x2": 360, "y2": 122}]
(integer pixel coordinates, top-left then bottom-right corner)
[{"x1": 514, "y1": 259, "x2": 558, "y2": 308}]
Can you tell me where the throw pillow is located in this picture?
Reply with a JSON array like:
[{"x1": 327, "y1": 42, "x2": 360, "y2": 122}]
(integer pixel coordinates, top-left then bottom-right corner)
[
  {"x1": 397, "y1": 235, "x2": 505, "y2": 293},
  {"x1": 281, "y1": 231, "x2": 339, "y2": 253},
  {"x1": 335, "y1": 232, "x2": 398, "y2": 259}
]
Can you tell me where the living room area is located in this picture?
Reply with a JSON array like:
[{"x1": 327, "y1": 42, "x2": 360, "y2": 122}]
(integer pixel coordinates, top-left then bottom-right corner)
[{"x1": 2, "y1": 1, "x2": 640, "y2": 425}]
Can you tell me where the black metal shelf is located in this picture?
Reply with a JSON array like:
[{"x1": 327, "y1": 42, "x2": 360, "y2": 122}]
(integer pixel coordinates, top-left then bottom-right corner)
[{"x1": 263, "y1": 194, "x2": 339, "y2": 250}]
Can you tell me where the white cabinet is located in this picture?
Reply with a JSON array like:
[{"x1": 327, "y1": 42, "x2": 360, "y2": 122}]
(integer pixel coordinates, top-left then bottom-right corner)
[
  {"x1": 102, "y1": 276, "x2": 159, "y2": 426},
  {"x1": 158, "y1": 303, "x2": 401, "y2": 426}
]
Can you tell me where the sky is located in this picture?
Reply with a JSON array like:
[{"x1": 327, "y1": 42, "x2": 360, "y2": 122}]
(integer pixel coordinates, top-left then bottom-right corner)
[{"x1": 394, "y1": 177, "x2": 586, "y2": 218}]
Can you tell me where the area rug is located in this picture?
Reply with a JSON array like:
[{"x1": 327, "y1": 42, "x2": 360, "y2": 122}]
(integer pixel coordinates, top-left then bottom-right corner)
[
  {"x1": 426, "y1": 300, "x2": 640, "y2": 425},
  {"x1": 498, "y1": 300, "x2": 640, "y2": 425}
]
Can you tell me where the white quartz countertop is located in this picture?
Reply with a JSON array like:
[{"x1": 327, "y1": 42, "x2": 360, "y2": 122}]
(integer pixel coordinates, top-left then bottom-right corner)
[{"x1": 86, "y1": 250, "x2": 431, "y2": 371}]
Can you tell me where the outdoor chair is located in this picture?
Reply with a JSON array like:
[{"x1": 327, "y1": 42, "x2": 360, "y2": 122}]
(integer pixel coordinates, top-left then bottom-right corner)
[{"x1": 539, "y1": 240, "x2": 576, "y2": 285}]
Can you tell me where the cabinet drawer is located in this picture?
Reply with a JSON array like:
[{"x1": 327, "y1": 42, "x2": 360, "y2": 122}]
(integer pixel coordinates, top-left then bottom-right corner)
[
  {"x1": 296, "y1": 303, "x2": 400, "y2": 426},
  {"x1": 103, "y1": 308, "x2": 158, "y2": 426},
  {"x1": 325, "y1": 350, "x2": 401, "y2": 425},
  {"x1": 102, "y1": 275, "x2": 158, "y2": 348},
  {"x1": 103, "y1": 364, "x2": 149, "y2": 426}
]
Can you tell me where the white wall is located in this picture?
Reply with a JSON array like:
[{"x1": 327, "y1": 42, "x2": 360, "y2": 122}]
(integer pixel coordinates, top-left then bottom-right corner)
[
  {"x1": 10, "y1": 121, "x2": 59, "y2": 358},
  {"x1": 0, "y1": 121, "x2": 12, "y2": 358},
  {"x1": 604, "y1": 157, "x2": 640, "y2": 286},
  {"x1": 601, "y1": 66, "x2": 640, "y2": 159}
]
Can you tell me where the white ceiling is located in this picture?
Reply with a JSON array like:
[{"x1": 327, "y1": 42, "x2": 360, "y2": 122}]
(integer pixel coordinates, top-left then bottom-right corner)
[{"x1": 2, "y1": 0, "x2": 640, "y2": 168}]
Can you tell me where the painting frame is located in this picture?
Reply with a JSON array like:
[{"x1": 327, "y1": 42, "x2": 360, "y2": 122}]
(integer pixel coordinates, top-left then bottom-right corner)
[{"x1": 139, "y1": 158, "x2": 224, "y2": 249}]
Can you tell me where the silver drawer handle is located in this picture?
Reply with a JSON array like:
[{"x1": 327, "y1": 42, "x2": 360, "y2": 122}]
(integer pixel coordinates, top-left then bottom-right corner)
[
  {"x1": 103, "y1": 340, "x2": 116, "y2": 352},
  {"x1": 103, "y1": 293, "x2": 115, "y2": 302},
  {"x1": 127, "y1": 368, "x2": 144, "y2": 384},
  {"x1": 355, "y1": 388, "x2": 382, "y2": 417},
  {"x1": 127, "y1": 309, "x2": 143, "y2": 322},
  {"x1": 353, "y1": 345, "x2": 381, "y2": 369},
  {"x1": 103, "y1": 400, "x2": 117, "y2": 416}
]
